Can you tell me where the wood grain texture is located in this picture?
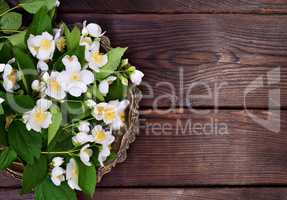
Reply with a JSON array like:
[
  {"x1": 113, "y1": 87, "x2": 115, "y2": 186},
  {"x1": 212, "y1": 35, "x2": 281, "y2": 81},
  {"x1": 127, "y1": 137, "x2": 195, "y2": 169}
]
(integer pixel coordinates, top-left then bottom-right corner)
[
  {"x1": 32, "y1": 0, "x2": 287, "y2": 14},
  {"x1": 79, "y1": 188, "x2": 287, "y2": 200},
  {"x1": 60, "y1": 14, "x2": 287, "y2": 108},
  {"x1": 0, "y1": 188, "x2": 33, "y2": 200},
  {"x1": 1, "y1": 109, "x2": 286, "y2": 187},
  {"x1": 2, "y1": 187, "x2": 287, "y2": 200},
  {"x1": 0, "y1": 173, "x2": 21, "y2": 188},
  {"x1": 96, "y1": 109, "x2": 287, "y2": 186}
]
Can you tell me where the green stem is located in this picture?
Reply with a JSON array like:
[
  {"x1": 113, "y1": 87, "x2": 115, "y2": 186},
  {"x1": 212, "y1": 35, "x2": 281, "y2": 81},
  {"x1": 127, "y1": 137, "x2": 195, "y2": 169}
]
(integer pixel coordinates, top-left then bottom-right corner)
[
  {"x1": 41, "y1": 149, "x2": 80, "y2": 155},
  {"x1": 62, "y1": 117, "x2": 95, "y2": 130},
  {"x1": 61, "y1": 99, "x2": 82, "y2": 103},
  {"x1": 0, "y1": 5, "x2": 20, "y2": 17}
]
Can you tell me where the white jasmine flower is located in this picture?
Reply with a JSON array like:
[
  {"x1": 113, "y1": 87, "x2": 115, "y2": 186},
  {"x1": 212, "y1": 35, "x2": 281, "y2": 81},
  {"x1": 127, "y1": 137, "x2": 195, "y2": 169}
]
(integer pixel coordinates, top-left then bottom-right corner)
[
  {"x1": 0, "y1": 64, "x2": 5, "y2": 72},
  {"x1": 91, "y1": 102, "x2": 107, "y2": 121},
  {"x1": 60, "y1": 55, "x2": 94, "y2": 97},
  {"x1": 105, "y1": 100, "x2": 129, "y2": 130},
  {"x1": 31, "y1": 80, "x2": 46, "y2": 94},
  {"x1": 82, "y1": 21, "x2": 104, "y2": 38},
  {"x1": 43, "y1": 71, "x2": 66, "y2": 100},
  {"x1": 0, "y1": 98, "x2": 4, "y2": 104},
  {"x1": 99, "y1": 76, "x2": 117, "y2": 96},
  {"x1": 7, "y1": 58, "x2": 16, "y2": 65},
  {"x1": 66, "y1": 158, "x2": 81, "y2": 191},
  {"x1": 80, "y1": 144, "x2": 93, "y2": 166},
  {"x1": 91, "y1": 125, "x2": 114, "y2": 145},
  {"x1": 37, "y1": 60, "x2": 49, "y2": 72},
  {"x1": 51, "y1": 166, "x2": 65, "y2": 186},
  {"x1": 53, "y1": 28, "x2": 62, "y2": 41},
  {"x1": 31, "y1": 80, "x2": 40, "y2": 91},
  {"x1": 130, "y1": 70, "x2": 144, "y2": 85},
  {"x1": 98, "y1": 145, "x2": 111, "y2": 167},
  {"x1": 80, "y1": 36, "x2": 92, "y2": 47},
  {"x1": 78, "y1": 121, "x2": 90, "y2": 133},
  {"x1": 27, "y1": 32, "x2": 55, "y2": 61},
  {"x1": 72, "y1": 132, "x2": 94, "y2": 146},
  {"x1": 52, "y1": 157, "x2": 64, "y2": 167},
  {"x1": 85, "y1": 41, "x2": 108, "y2": 72},
  {"x1": 3, "y1": 64, "x2": 20, "y2": 92},
  {"x1": 56, "y1": 0, "x2": 60, "y2": 7},
  {"x1": 85, "y1": 99, "x2": 97, "y2": 108},
  {"x1": 23, "y1": 99, "x2": 52, "y2": 132}
]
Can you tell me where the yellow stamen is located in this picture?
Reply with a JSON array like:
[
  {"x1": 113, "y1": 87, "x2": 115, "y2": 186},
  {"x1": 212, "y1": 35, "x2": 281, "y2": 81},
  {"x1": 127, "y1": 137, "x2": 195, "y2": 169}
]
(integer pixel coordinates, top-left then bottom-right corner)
[
  {"x1": 8, "y1": 70, "x2": 17, "y2": 85},
  {"x1": 56, "y1": 37, "x2": 66, "y2": 52},
  {"x1": 41, "y1": 39, "x2": 52, "y2": 50},
  {"x1": 94, "y1": 105, "x2": 105, "y2": 115},
  {"x1": 34, "y1": 109, "x2": 47, "y2": 123},
  {"x1": 70, "y1": 72, "x2": 81, "y2": 81},
  {"x1": 49, "y1": 79, "x2": 61, "y2": 92},
  {"x1": 95, "y1": 131, "x2": 107, "y2": 142},
  {"x1": 104, "y1": 107, "x2": 116, "y2": 121},
  {"x1": 120, "y1": 112, "x2": 125, "y2": 122},
  {"x1": 92, "y1": 52, "x2": 104, "y2": 64}
]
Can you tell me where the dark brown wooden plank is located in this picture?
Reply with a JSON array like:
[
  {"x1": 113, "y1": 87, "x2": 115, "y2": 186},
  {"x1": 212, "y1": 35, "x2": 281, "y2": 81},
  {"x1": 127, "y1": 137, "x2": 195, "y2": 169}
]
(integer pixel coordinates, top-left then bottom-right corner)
[
  {"x1": 79, "y1": 188, "x2": 287, "y2": 200},
  {"x1": 11, "y1": 0, "x2": 287, "y2": 14},
  {"x1": 60, "y1": 14, "x2": 287, "y2": 108},
  {"x1": 98, "y1": 109, "x2": 287, "y2": 186},
  {"x1": 0, "y1": 172, "x2": 21, "y2": 188},
  {"x1": 1, "y1": 109, "x2": 286, "y2": 187},
  {"x1": 2, "y1": 187, "x2": 287, "y2": 200},
  {"x1": 0, "y1": 188, "x2": 33, "y2": 199}
]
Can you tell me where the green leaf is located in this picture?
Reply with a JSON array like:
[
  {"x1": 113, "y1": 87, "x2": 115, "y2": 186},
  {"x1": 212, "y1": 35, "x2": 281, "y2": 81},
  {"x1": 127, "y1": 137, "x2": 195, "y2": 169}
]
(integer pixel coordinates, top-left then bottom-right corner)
[
  {"x1": 0, "y1": 12, "x2": 22, "y2": 33},
  {"x1": 0, "y1": 0, "x2": 9, "y2": 15},
  {"x1": 20, "y1": 0, "x2": 57, "y2": 14},
  {"x1": 6, "y1": 94, "x2": 35, "y2": 113},
  {"x1": 0, "y1": 41, "x2": 13, "y2": 63},
  {"x1": 53, "y1": 46, "x2": 85, "y2": 71},
  {"x1": 28, "y1": 6, "x2": 52, "y2": 34},
  {"x1": 106, "y1": 151, "x2": 117, "y2": 162},
  {"x1": 48, "y1": 129, "x2": 73, "y2": 152},
  {"x1": 66, "y1": 26, "x2": 81, "y2": 51},
  {"x1": 77, "y1": 159, "x2": 97, "y2": 197},
  {"x1": 8, "y1": 121, "x2": 42, "y2": 165},
  {"x1": 14, "y1": 47, "x2": 37, "y2": 93},
  {"x1": 0, "y1": 148, "x2": 17, "y2": 171},
  {"x1": 119, "y1": 74, "x2": 129, "y2": 86},
  {"x1": 48, "y1": 105, "x2": 62, "y2": 145},
  {"x1": 0, "y1": 105, "x2": 3, "y2": 115},
  {"x1": 22, "y1": 155, "x2": 48, "y2": 193},
  {"x1": 63, "y1": 101, "x2": 88, "y2": 121},
  {"x1": 106, "y1": 78, "x2": 128, "y2": 100},
  {"x1": 0, "y1": 116, "x2": 7, "y2": 145},
  {"x1": 96, "y1": 47, "x2": 127, "y2": 80},
  {"x1": 7, "y1": 30, "x2": 27, "y2": 48},
  {"x1": 35, "y1": 178, "x2": 77, "y2": 200},
  {"x1": 92, "y1": 83, "x2": 105, "y2": 102}
]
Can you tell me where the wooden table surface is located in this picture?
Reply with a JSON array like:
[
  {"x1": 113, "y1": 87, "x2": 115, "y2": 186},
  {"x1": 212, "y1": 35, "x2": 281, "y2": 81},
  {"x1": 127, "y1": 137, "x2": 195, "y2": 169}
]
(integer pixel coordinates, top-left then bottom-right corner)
[{"x1": 2, "y1": 0, "x2": 287, "y2": 199}]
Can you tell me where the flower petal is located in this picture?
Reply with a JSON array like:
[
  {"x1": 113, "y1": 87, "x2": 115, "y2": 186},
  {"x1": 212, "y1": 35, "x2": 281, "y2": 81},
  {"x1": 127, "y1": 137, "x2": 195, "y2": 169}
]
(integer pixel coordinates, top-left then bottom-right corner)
[
  {"x1": 80, "y1": 70, "x2": 94, "y2": 85},
  {"x1": 36, "y1": 99, "x2": 52, "y2": 111},
  {"x1": 37, "y1": 60, "x2": 49, "y2": 72},
  {"x1": 99, "y1": 80, "x2": 109, "y2": 95},
  {"x1": 86, "y1": 23, "x2": 102, "y2": 37}
]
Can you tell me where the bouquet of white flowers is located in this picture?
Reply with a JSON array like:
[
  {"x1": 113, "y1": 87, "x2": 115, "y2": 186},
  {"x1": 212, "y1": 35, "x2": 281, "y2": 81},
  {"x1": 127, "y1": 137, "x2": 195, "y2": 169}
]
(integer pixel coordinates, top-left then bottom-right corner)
[{"x1": 0, "y1": 0, "x2": 143, "y2": 199}]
